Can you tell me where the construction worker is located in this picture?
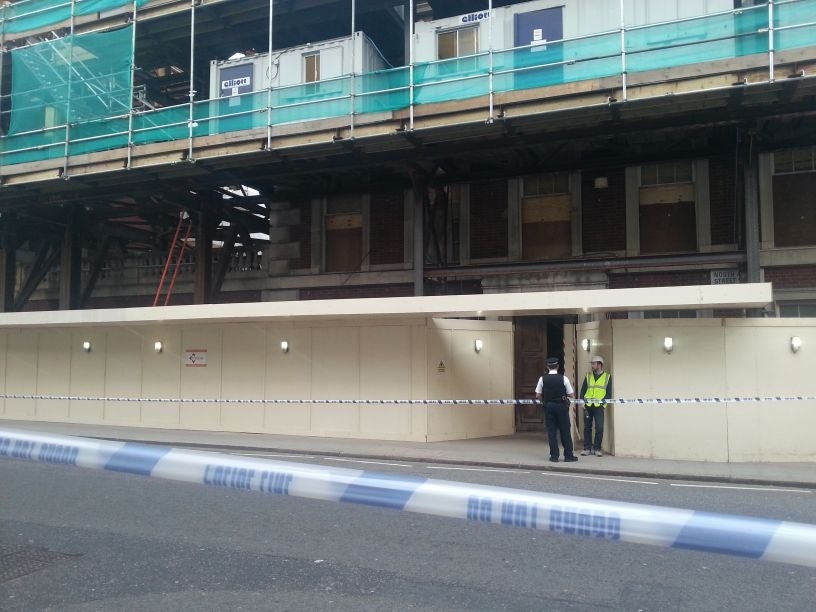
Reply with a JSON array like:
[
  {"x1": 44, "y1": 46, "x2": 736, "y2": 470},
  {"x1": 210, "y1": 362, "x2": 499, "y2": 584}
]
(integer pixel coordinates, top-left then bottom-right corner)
[{"x1": 580, "y1": 355, "x2": 612, "y2": 456}]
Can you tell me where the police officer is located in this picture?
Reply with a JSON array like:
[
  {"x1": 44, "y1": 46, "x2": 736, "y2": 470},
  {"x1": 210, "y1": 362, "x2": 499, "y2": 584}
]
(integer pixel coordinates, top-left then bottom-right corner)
[
  {"x1": 580, "y1": 355, "x2": 612, "y2": 456},
  {"x1": 535, "y1": 356, "x2": 578, "y2": 463}
]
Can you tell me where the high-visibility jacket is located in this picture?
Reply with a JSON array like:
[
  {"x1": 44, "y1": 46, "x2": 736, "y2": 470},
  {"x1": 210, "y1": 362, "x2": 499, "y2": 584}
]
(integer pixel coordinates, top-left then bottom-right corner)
[{"x1": 584, "y1": 371, "x2": 610, "y2": 407}]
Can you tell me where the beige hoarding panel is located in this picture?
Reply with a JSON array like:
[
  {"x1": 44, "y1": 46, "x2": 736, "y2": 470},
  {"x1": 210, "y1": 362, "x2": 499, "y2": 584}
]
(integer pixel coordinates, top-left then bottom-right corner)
[{"x1": 104, "y1": 329, "x2": 143, "y2": 424}]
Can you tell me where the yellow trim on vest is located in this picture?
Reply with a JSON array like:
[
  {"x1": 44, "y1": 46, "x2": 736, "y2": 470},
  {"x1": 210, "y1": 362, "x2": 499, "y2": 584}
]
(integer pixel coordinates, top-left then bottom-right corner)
[{"x1": 584, "y1": 371, "x2": 610, "y2": 407}]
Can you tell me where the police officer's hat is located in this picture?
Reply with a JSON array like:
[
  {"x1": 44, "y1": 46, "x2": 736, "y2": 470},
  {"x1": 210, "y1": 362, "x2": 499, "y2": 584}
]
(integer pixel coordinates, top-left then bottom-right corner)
[{"x1": 546, "y1": 356, "x2": 560, "y2": 366}]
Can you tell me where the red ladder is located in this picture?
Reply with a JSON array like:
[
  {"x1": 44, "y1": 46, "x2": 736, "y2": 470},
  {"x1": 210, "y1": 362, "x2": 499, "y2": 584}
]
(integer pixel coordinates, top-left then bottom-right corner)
[{"x1": 153, "y1": 211, "x2": 192, "y2": 307}]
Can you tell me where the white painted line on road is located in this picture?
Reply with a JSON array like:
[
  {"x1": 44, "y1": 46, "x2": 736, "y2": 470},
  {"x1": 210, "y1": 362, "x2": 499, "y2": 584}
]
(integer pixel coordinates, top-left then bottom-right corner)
[
  {"x1": 670, "y1": 483, "x2": 812, "y2": 494},
  {"x1": 324, "y1": 457, "x2": 414, "y2": 467},
  {"x1": 236, "y1": 452, "x2": 317, "y2": 459},
  {"x1": 540, "y1": 472, "x2": 659, "y2": 485},
  {"x1": 426, "y1": 466, "x2": 531, "y2": 474}
]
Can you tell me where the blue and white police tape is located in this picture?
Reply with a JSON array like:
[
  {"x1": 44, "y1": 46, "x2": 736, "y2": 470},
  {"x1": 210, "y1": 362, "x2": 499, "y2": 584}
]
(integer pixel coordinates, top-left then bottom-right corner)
[
  {"x1": 1, "y1": 427, "x2": 815, "y2": 568},
  {"x1": 1, "y1": 393, "x2": 815, "y2": 404}
]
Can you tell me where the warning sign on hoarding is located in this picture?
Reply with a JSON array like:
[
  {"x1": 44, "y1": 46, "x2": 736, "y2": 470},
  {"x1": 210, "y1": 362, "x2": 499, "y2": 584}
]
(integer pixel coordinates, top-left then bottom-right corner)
[{"x1": 185, "y1": 349, "x2": 208, "y2": 367}]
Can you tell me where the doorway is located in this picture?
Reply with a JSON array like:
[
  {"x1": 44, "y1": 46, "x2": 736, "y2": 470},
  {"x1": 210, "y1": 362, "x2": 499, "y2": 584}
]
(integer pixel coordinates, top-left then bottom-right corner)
[{"x1": 513, "y1": 316, "x2": 567, "y2": 431}]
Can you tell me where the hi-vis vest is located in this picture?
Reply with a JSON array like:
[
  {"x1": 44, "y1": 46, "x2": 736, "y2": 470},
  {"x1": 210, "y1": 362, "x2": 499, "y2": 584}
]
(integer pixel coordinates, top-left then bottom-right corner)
[{"x1": 584, "y1": 371, "x2": 610, "y2": 407}]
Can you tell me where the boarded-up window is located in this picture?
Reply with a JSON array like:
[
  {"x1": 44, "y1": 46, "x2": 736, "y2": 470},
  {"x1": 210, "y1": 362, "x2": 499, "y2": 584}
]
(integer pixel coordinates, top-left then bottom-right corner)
[
  {"x1": 582, "y1": 168, "x2": 626, "y2": 253},
  {"x1": 470, "y1": 179, "x2": 508, "y2": 259},
  {"x1": 772, "y1": 148, "x2": 815, "y2": 247},
  {"x1": 370, "y1": 190, "x2": 404, "y2": 265},
  {"x1": 772, "y1": 173, "x2": 816, "y2": 247},
  {"x1": 325, "y1": 195, "x2": 362, "y2": 272},
  {"x1": 522, "y1": 173, "x2": 571, "y2": 259},
  {"x1": 639, "y1": 161, "x2": 696, "y2": 254}
]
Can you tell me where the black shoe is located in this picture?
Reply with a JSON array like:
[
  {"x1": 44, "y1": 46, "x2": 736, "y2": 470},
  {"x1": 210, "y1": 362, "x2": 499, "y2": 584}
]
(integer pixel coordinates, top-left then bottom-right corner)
[
  {"x1": 564, "y1": 456, "x2": 578, "y2": 462},
  {"x1": 549, "y1": 457, "x2": 559, "y2": 462}
]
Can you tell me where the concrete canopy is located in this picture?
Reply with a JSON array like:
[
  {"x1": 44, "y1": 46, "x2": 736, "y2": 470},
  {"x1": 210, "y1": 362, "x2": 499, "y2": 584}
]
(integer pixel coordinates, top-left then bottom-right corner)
[{"x1": 0, "y1": 283, "x2": 772, "y2": 328}]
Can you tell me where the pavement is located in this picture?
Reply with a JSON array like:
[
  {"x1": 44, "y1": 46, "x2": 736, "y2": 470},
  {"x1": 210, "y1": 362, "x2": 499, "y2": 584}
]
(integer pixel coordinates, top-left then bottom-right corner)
[{"x1": 1, "y1": 419, "x2": 814, "y2": 489}]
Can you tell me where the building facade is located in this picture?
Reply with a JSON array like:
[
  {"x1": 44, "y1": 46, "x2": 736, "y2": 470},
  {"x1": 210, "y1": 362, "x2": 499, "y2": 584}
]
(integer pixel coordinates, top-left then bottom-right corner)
[{"x1": 0, "y1": 0, "x2": 814, "y2": 451}]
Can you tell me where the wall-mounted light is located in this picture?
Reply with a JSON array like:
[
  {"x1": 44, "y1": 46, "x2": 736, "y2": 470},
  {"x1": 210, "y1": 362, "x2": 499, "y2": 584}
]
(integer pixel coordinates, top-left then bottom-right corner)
[
  {"x1": 280, "y1": 340, "x2": 289, "y2": 353},
  {"x1": 663, "y1": 337, "x2": 674, "y2": 353},
  {"x1": 790, "y1": 336, "x2": 802, "y2": 353},
  {"x1": 154, "y1": 341, "x2": 163, "y2": 354},
  {"x1": 82, "y1": 341, "x2": 92, "y2": 353},
  {"x1": 474, "y1": 339, "x2": 484, "y2": 353},
  {"x1": 593, "y1": 176, "x2": 609, "y2": 189},
  {"x1": 581, "y1": 338, "x2": 591, "y2": 352}
]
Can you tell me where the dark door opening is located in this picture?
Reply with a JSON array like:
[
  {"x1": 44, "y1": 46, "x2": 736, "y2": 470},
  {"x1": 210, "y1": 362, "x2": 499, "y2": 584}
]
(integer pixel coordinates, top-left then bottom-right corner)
[{"x1": 513, "y1": 316, "x2": 566, "y2": 432}]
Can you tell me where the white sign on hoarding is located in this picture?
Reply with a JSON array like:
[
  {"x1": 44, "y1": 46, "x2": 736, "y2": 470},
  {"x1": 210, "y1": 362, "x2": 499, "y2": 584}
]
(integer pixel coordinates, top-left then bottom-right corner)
[{"x1": 185, "y1": 349, "x2": 208, "y2": 367}]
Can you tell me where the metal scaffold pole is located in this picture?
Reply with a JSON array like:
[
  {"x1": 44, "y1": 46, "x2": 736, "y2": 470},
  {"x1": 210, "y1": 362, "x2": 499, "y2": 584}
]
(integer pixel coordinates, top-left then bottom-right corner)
[
  {"x1": 620, "y1": 0, "x2": 627, "y2": 101},
  {"x1": 267, "y1": 0, "x2": 274, "y2": 151},
  {"x1": 487, "y1": 0, "x2": 494, "y2": 123},
  {"x1": 62, "y1": 0, "x2": 77, "y2": 177},
  {"x1": 188, "y1": 0, "x2": 196, "y2": 162},
  {"x1": 768, "y1": 0, "x2": 775, "y2": 82},
  {"x1": 350, "y1": 0, "x2": 356, "y2": 139},
  {"x1": 409, "y1": 0, "x2": 414, "y2": 131},
  {"x1": 126, "y1": 0, "x2": 139, "y2": 169}
]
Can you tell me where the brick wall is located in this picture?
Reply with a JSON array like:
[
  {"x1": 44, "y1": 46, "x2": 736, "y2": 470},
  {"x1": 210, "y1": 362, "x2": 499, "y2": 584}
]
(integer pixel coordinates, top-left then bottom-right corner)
[
  {"x1": 764, "y1": 265, "x2": 816, "y2": 289},
  {"x1": 582, "y1": 167, "x2": 626, "y2": 253},
  {"x1": 301, "y1": 284, "x2": 414, "y2": 300},
  {"x1": 23, "y1": 290, "x2": 264, "y2": 311},
  {"x1": 370, "y1": 189, "x2": 404, "y2": 265},
  {"x1": 709, "y1": 156, "x2": 738, "y2": 246},
  {"x1": 608, "y1": 270, "x2": 709, "y2": 289},
  {"x1": 290, "y1": 199, "x2": 311, "y2": 270},
  {"x1": 470, "y1": 179, "x2": 508, "y2": 259},
  {"x1": 426, "y1": 279, "x2": 483, "y2": 295}
]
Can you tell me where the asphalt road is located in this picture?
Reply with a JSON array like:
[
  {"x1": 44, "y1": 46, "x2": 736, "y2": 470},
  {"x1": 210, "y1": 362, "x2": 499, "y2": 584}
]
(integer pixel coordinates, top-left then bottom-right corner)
[{"x1": 1, "y1": 450, "x2": 815, "y2": 611}]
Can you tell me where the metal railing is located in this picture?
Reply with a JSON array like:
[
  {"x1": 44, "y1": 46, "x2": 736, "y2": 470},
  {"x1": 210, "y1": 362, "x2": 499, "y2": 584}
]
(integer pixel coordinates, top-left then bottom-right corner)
[{"x1": 0, "y1": 0, "x2": 814, "y2": 169}]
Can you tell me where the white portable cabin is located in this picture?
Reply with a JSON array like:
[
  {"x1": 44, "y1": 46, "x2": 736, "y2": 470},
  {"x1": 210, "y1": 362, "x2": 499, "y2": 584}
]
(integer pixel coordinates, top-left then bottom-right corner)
[
  {"x1": 413, "y1": 0, "x2": 736, "y2": 62},
  {"x1": 209, "y1": 31, "x2": 388, "y2": 99}
]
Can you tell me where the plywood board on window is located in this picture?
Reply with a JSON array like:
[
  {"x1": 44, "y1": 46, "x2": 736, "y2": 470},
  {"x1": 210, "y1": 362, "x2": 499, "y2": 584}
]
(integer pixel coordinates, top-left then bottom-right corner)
[
  {"x1": 639, "y1": 202, "x2": 696, "y2": 254},
  {"x1": 522, "y1": 220, "x2": 571, "y2": 259},
  {"x1": 639, "y1": 184, "x2": 695, "y2": 205},
  {"x1": 325, "y1": 212, "x2": 362, "y2": 230},
  {"x1": 326, "y1": 227, "x2": 362, "y2": 272},
  {"x1": 773, "y1": 173, "x2": 816, "y2": 248},
  {"x1": 522, "y1": 194, "x2": 571, "y2": 222}
]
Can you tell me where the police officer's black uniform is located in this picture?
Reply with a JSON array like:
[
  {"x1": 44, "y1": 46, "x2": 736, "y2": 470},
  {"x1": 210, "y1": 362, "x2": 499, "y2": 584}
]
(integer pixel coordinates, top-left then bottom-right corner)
[{"x1": 541, "y1": 372, "x2": 577, "y2": 462}]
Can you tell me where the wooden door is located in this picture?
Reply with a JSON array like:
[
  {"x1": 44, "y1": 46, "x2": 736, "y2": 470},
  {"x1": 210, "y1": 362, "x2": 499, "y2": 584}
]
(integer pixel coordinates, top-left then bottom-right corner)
[{"x1": 513, "y1": 317, "x2": 547, "y2": 431}]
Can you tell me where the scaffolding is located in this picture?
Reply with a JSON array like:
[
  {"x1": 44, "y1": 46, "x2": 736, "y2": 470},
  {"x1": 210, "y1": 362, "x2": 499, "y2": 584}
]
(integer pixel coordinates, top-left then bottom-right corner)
[{"x1": 0, "y1": 0, "x2": 814, "y2": 169}]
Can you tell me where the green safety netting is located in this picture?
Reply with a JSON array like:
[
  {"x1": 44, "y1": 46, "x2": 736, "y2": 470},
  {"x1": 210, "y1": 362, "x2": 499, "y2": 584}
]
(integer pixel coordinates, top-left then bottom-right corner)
[
  {"x1": 354, "y1": 67, "x2": 409, "y2": 114},
  {"x1": 493, "y1": 31, "x2": 621, "y2": 94},
  {"x1": 625, "y1": 7, "x2": 772, "y2": 73},
  {"x1": 775, "y1": 0, "x2": 816, "y2": 53},
  {"x1": 1, "y1": 0, "x2": 815, "y2": 168},
  {"x1": 0, "y1": 0, "x2": 147, "y2": 35},
  {"x1": 8, "y1": 25, "x2": 133, "y2": 134}
]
